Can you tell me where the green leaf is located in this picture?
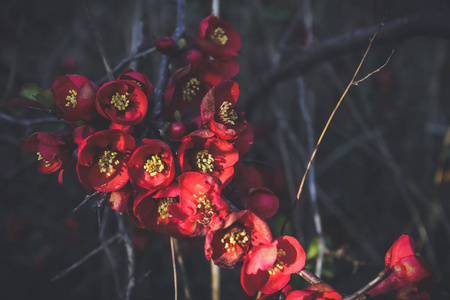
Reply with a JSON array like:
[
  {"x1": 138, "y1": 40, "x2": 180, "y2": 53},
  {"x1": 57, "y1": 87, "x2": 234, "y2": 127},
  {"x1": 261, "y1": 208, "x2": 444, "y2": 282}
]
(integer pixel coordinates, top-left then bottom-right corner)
[
  {"x1": 35, "y1": 88, "x2": 55, "y2": 109},
  {"x1": 19, "y1": 83, "x2": 41, "y2": 101}
]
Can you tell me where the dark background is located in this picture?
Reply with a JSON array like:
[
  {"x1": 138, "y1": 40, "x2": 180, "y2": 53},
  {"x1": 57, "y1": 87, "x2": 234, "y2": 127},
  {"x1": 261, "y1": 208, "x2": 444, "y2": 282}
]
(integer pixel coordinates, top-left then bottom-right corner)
[{"x1": 1, "y1": 0, "x2": 450, "y2": 299}]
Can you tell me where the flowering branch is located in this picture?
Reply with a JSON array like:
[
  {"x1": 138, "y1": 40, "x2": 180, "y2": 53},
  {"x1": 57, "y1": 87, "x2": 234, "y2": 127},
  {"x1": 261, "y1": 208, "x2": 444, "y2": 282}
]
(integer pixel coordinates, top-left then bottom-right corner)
[{"x1": 342, "y1": 269, "x2": 390, "y2": 300}]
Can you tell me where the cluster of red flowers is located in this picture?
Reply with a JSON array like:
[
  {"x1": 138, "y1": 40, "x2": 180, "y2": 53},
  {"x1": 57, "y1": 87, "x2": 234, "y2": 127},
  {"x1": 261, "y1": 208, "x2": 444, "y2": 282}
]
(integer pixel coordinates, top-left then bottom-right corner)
[
  {"x1": 21, "y1": 14, "x2": 306, "y2": 297},
  {"x1": 19, "y1": 14, "x2": 437, "y2": 299}
]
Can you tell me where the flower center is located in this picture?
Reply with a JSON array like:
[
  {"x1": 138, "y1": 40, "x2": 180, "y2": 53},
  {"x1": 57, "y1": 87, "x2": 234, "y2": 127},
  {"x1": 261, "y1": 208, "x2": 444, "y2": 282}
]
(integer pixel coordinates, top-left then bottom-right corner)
[
  {"x1": 98, "y1": 150, "x2": 120, "y2": 177},
  {"x1": 37, "y1": 152, "x2": 52, "y2": 167},
  {"x1": 210, "y1": 27, "x2": 228, "y2": 45},
  {"x1": 183, "y1": 77, "x2": 200, "y2": 102},
  {"x1": 221, "y1": 227, "x2": 249, "y2": 253},
  {"x1": 196, "y1": 150, "x2": 214, "y2": 173},
  {"x1": 219, "y1": 101, "x2": 238, "y2": 125},
  {"x1": 111, "y1": 92, "x2": 130, "y2": 111},
  {"x1": 157, "y1": 197, "x2": 176, "y2": 220},
  {"x1": 65, "y1": 89, "x2": 78, "y2": 108},
  {"x1": 194, "y1": 191, "x2": 216, "y2": 225},
  {"x1": 143, "y1": 155, "x2": 165, "y2": 176},
  {"x1": 268, "y1": 249, "x2": 287, "y2": 275}
]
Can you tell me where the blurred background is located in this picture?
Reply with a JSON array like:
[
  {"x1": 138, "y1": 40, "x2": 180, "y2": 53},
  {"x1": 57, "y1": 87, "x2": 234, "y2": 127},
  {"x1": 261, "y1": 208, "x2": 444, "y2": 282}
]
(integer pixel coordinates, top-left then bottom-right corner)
[{"x1": 1, "y1": 0, "x2": 450, "y2": 299}]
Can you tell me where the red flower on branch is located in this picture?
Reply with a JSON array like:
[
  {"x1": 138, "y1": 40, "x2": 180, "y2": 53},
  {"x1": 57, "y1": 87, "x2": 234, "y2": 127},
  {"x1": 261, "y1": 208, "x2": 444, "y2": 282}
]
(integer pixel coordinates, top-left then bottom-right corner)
[
  {"x1": 178, "y1": 129, "x2": 239, "y2": 186},
  {"x1": 133, "y1": 183, "x2": 186, "y2": 236},
  {"x1": 22, "y1": 131, "x2": 71, "y2": 174},
  {"x1": 205, "y1": 210, "x2": 272, "y2": 269},
  {"x1": 164, "y1": 60, "x2": 223, "y2": 117},
  {"x1": 118, "y1": 69, "x2": 154, "y2": 100},
  {"x1": 52, "y1": 74, "x2": 98, "y2": 122},
  {"x1": 170, "y1": 172, "x2": 229, "y2": 237},
  {"x1": 197, "y1": 15, "x2": 241, "y2": 61},
  {"x1": 285, "y1": 283, "x2": 342, "y2": 300},
  {"x1": 127, "y1": 139, "x2": 175, "y2": 192},
  {"x1": 76, "y1": 129, "x2": 136, "y2": 193},
  {"x1": 240, "y1": 236, "x2": 306, "y2": 296},
  {"x1": 96, "y1": 80, "x2": 148, "y2": 125},
  {"x1": 368, "y1": 235, "x2": 436, "y2": 298},
  {"x1": 200, "y1": 80, "x2": 247, "y2": 141}
]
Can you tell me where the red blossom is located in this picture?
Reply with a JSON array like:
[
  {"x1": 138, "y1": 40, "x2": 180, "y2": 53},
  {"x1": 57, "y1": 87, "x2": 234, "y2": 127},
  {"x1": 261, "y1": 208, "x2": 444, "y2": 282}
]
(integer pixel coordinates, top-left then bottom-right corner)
[
  {"x1": 127, "y1": 139, "x2": 175, "y2": 192},
  {"x1": 200, "y1": 80, "x2": 247, "y2": 141},
  {"x1": 96, "y1": 80, "x2": 148, "y2": 125},
  {"x1": 178, "y1": 129, "x2": 239, "y2": 186},
  {"x1": 164, "y1": 60, "x2": 223, "y2": 118},
  {"x1": 155, "y1": 36, "x2": 177, "y2": 55},
  {"x1": 133, "y1": 183, "x2": 187, "y2": 237},
  {"x1": 22, "y1": 132, "x2": 71, "y2": 174},
  {"x1": 240, "y1": 236, "x2": 306, "y2": 296},
  {"x1": 108, "y1": 183, "x2": 133, "y2": 212},
  {"x1": 73, "y1": 125, "x2": 96, "y2": 146},
  {"x1": 52, "y1": 74, "x2": 98, "y2": 122},
  {"x1": 170, "y1": 172, "x2": 229, "y2": 237},
  {"x1": 205, "y1": 210, "x2": 272, "y2": 269},
  {"x1": 368, "y1": 235, "x2": 436, "y2": 298},
  {"x1": 118, "y1": 69, "x2": 154, "y2": 100},
  {"x1": 197, "y1": 15, "x2": 241, "y2": 61},
  {"x1": 247, "y1": 188, "x2": 279, "y2": 220},
  {"x1": 285, "y1": 283, "x2": 342, "y2": 300},
  {"x1": 167, "y1": 122, "x2": 187, "y2": 142},
  {"x1": 76, "y1": 129, "x2": 136, "y2": 193}
]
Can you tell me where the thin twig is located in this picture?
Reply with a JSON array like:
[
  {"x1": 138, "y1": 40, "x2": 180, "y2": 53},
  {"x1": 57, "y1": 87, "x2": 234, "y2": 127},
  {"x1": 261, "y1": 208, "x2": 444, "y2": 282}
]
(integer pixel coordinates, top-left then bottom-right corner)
[
  {"x1": 211, "y1": 260, "x2": 220, "y2": 300},
  {"x1": 51, "y1": 233, "x2": 121, "y2": 282},
  {"x1": 84, "y1": 0, "x2": 114, "y2": 81},
  {"x1": 172, "y1": 239, "x2": 192, "y2": 300},
  {"x1": 0, "y1": 111, "x2": 61, "y2": 126},
  {"x1": 353, "y1": 49, "x2": 394, "y2": 86},
  {"x1": 297, "y1": 269, "x2": 324, "y2": 285},
  {"x1": 342, "y1": 269, "x2": 390, "y2": 300},
  {"x1": 212, "y1": 0, "x2": 220, "y2": 17},
  {"x1": 298, "y1": 77, "x2": 325, "y2": 277},
  {"x1": 170, "y1": 236, "x2": 178, "y2": 300},
  {"x1": 296, "y1": 20, "x2": 384, "y2": 200},
  {"x1": 72, "y1": 191, "x2": 101, "y2": 212},
  {"x1": 117, "y1": 213, "x2": 135, "y2": 300}
]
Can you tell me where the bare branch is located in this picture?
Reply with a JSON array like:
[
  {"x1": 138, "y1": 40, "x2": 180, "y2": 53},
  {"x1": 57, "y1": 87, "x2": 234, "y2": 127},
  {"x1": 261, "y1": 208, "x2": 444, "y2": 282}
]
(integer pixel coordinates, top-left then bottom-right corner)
[
  {"x1": 343, "y1": 269, "x2": 390, "y2": 300},
  {"x1": 244, "y1": 12, "x2": 450, "y2": 109},
  {"x1": 353, "y1": 49, "x2": 394, "y2": 85}
]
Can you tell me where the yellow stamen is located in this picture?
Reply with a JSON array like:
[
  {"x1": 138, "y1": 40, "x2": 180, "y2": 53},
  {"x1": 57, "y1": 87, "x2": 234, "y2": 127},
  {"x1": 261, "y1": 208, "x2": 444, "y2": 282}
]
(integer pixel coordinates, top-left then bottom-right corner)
[
  {"x1": 193, "y1": 191, "x2": 216, "y2": 225},
  {"x1": 158, "y1": 197, "x2": 176, "y2": 220},
  {"x1": 219, "y1": 101, "x2": 238, "y2": 125},
  {"x1": 143, "y1": 155, "x2": 165, "y2": 176},
  {"x1": 196, "y1": 150, "x2": 214, "y2": 173},
  {"x1": 220, "y1": 227, "x2": 249, "y2": 253},
  {"x1": 98, "y1": 150, "x2": 120, "y2": 176},
  {"x1": 65, "y1": 89, "x2": 77, "y2": 108},
  {"x1": 210, "y1": 27, "x2": 228, "y2": 45},
  {"x1": 111, "y1": 92, "x2": 130, "y2": 111},
  {"x1": 37, "y1": 152, "x2": 52, "y2": 167},
  {"x1": 268, "y1": 249, "x2": 287, "y2": 275},
  {"x1": 183, "y1": 78, "x2": 200, "y2": 102}
]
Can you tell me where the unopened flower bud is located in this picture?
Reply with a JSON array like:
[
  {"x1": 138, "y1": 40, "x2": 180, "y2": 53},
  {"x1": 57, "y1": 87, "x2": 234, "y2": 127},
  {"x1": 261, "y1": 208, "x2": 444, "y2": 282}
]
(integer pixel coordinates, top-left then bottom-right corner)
[
  {"x1": 167, "y1": 122, "x2": 186, "y2": 142},
  {"x1": 156, "y1": 37, "x2": 176, "y2": 55}
]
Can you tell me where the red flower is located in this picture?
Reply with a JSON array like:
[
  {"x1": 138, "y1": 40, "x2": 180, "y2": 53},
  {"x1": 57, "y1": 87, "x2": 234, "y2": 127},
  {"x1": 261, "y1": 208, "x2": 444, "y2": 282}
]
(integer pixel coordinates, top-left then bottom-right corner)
[
  {"x1": 133, "y1": 183, "x2": 186, "y2": 237},
  {"x1": 108, "y1": 183, "x2": 133, "y2": 212},
  {"x1": 200, "y1": 80, "x2": 247, "y2": 141},
  {"x1": 205, "y1": 210, "x2": 272, "y2": 269},
  {"x1": 164, "y1": 60, "x2": 223, "y2": 117},
  {"x1": 22, "y1": 132, "x2": 71, "y2": 174},
  {"x1": 197, "y1": 15, "x2": 241, "y2": 61},
  {"x1": 240, "y1": 236, "x2": 306, "y2": 296},
  {"x1": 52, "y1": 75, "x2": 98, "y2": 122},
  {"x1": 73, "y1": 125, "x2": 96, "y2": 146},
  {"x1": 178, "y1": 129, "x2": 239, "y2": 186},
  {"x1": 368, "y1": 235, "x2": 436, "y2": 298},
  {"x1": 170, "y1": 172, "x2": 229, "y2": 237},
  {"x1": 77, "y1": 129, "x2": 136, "y2": 193},
  {"x1": 167, "y1": 122, "x2": 187, "y2": 142},
  {"x1": 127, "y1": 139, "x2": 175, "y2": 192},
  {"x1": 247, "y1": 188, "x2": 279, "y2": 220},
  {"x1": 155, "y1": 37, "x2": 176, "y2": 55},
  {"x1": 96, "y1": 80, "x2": 148, "y2": 125},
  {"x1": 285, "y1": 283, "x2": 342, "y2": 300},
  {"x1": 118, "y1": 69, "x2": 154, "y2": 100}
]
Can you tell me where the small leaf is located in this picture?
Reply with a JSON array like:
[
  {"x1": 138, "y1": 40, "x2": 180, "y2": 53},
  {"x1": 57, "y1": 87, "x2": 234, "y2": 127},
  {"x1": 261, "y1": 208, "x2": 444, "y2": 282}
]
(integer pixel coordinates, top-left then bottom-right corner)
[
  {"x1": 19, "y1": 83, "x2": 41, "y2": 101},
  {"x1": 35, "y1": 88, "x2": 55, "y2": 108}
]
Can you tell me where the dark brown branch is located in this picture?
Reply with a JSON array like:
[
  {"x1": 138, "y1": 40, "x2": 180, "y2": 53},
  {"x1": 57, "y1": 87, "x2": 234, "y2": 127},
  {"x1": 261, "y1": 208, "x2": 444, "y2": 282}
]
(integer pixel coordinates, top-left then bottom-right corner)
[
  {"x1": 297, "y1": 269, "x2": 324, "y2": 285},
  {"x1": 243, "y1": 12, "x2": 450, "y2": 109},
  {"x1": 342, "y1": 269, "x2": 390, "y2": 300}
]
